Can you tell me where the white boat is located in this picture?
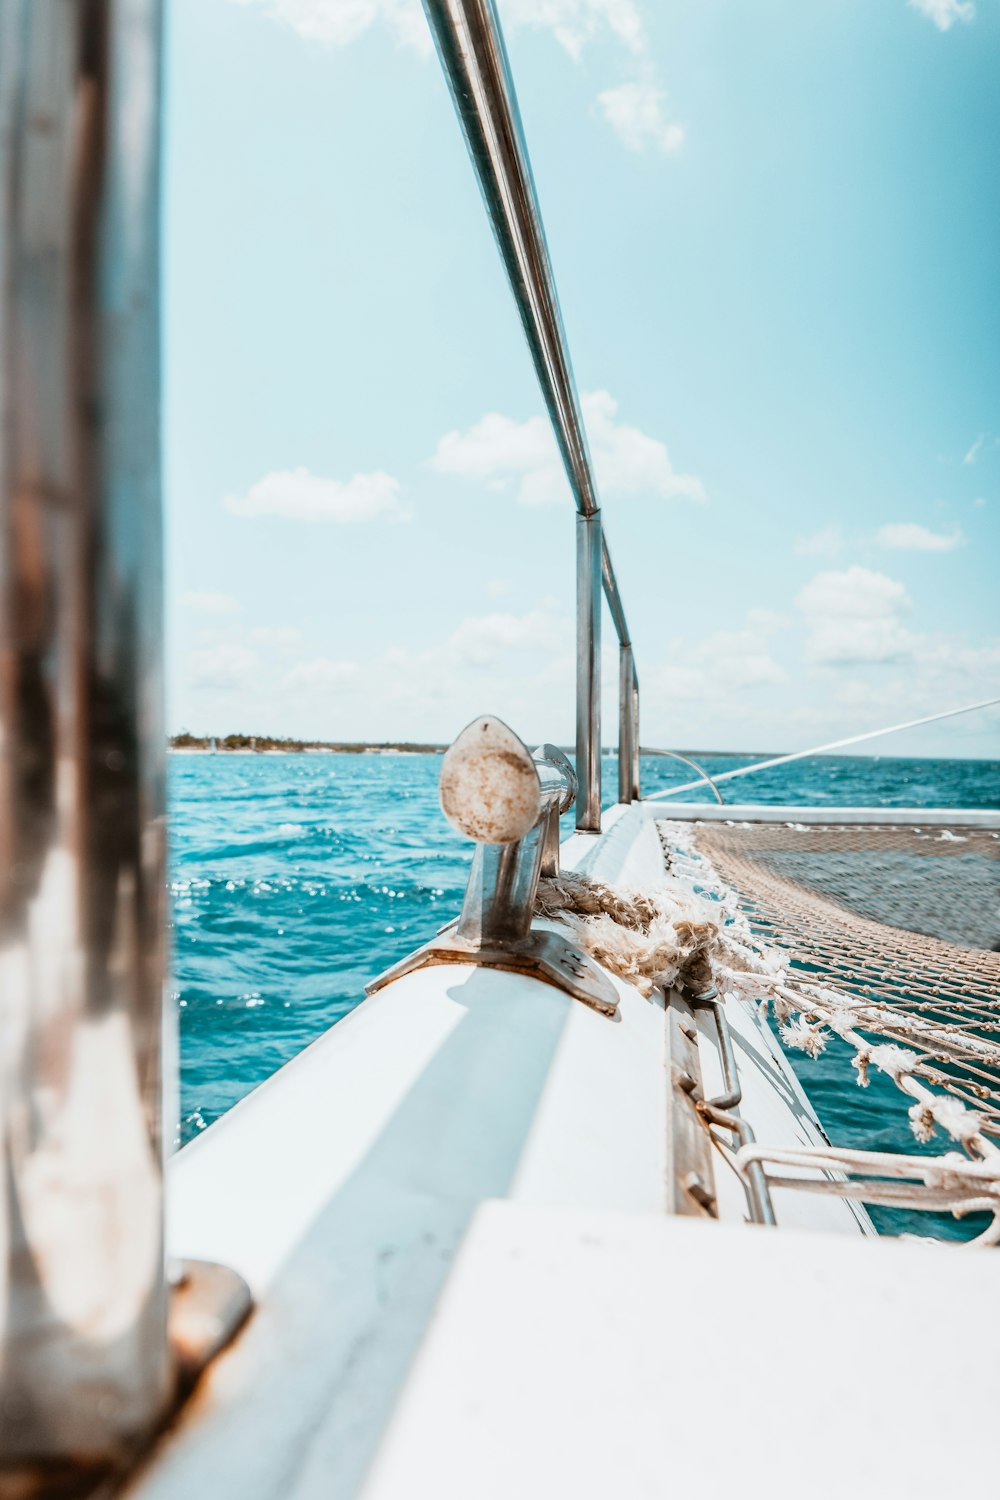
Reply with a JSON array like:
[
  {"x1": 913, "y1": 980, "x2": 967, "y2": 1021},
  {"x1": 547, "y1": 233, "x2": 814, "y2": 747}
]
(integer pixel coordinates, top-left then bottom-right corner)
[{"x1": 1, "y1": 2, "x2": 997, "y2": 1497}]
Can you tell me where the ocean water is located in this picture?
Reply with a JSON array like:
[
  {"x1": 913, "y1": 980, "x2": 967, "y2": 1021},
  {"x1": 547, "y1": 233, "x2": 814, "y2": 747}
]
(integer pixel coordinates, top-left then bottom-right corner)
[{"x1": 170, "y1": 750, "x2": 999, "y2": 1239}]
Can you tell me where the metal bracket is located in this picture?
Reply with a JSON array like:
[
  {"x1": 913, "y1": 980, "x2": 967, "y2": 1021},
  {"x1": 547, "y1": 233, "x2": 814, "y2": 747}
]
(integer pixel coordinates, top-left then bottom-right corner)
[
  {"x1": 1, "y1": 1260, "x2": 252, "y2": 1499},
  {"x1": 167, "y1": 1258, "x2": 254, "y2": 1393},
  {"x1": 366, "y1": 926, "x2": 619, "y2": 1018},
  {"x1": 665, "y1": 991, "x2": 719, "y2": 1218}
]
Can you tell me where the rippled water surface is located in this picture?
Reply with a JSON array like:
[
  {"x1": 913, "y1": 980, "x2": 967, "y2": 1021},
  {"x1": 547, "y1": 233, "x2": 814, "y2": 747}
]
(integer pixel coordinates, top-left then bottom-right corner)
[{"x1": 170, "y1": 749, "x2": 998, "y2": 1236}]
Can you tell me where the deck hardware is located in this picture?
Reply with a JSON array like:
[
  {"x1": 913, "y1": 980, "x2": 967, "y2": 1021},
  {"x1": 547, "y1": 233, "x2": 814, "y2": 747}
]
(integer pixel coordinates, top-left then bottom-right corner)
[
  {"x1": 665, "y1": 994, "x2": 719, "y2": 1218},
  {"x1": 368, "y1": 718, "x2": 618, "y2": 1016},
  {"x1": 682, "y1": 987, "x2": 775, "y2": 1223},
  {"x1": 167, "y1": 1261, "x2": 254, "y2": 1394},
  {"x1": 2, "y1": 1263, "x2": 253, "y2": 1499},
  {"x1": 690, "y1": 988, "x2": 742, "y2": 1111},
  {"x1": 668, "y1": 985, "x2": 777, "y2": 1223},
  {"x1": 701, "y1": 1106, "x2": 777, "y2": 1228},
  {"x1": 683, "y1": 1171, "x2": 718, "y2": 1211}
]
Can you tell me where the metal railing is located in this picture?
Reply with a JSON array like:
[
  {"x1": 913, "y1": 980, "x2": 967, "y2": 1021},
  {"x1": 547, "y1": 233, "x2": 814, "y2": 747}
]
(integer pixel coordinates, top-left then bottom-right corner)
[
  {"x1": 423, "y1": 0, "x2": 641, "y2": 830},
  {"x1": 0, "y1": 0, "x2": 171, "y2": 1468}
]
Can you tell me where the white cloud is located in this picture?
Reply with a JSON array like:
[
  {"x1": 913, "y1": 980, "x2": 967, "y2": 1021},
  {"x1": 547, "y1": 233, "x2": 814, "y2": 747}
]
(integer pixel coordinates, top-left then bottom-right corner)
[
  {"x1": 794, "y1": 526, "x2": 843, "y2": 560},
  {"x1": 796, "y1": 566, "x2": 915, "y2": 665},
  {"x1": 228, "y1": 0, "x2": 646, "y2": 59},
  {"x1": 596, "y1": 83, "x2": 684, "y2": 155},
  {"x1": 487, "y1": 579, "x2": 513, "y2": 599},
  {"x1": 225, "y1": 466, "x2": 405, "y2": 523},
  {"x1": 227, "y1": 0, "x2": 432, "y2": 54},
  {"x1": 431, "y1": 390, "x2": 705, "y2": 508},
  {"x1": 909, "y1": 0, "x2": 975, "y2": 31},
  {"x1": 963, "y1": 434, "x2": 984, "y2": 464},
  {"x1": 268, "y1": 605, "x2": 579, "y2": 741},
  {"x1": 876, "y1": 522, "x2": 964, "y2": 552},
  {"x1": 655, "y1": 609, "x2": 787, "y2": 703},
  {"x1": 227, "y1": 0, "x2": 677, "y2": 158},
  {"x1": 180, "y1": 590, "x2": 242, "y2": 616},
  {"x1": 798, "y1": 567, "x2": 910, "y2": 621},
  {"x1": 502, "y1": 0, "x2": 644, "y2": 62},
  {"x1": 284, "y1": 657, "x2": 360, "y2": 687},
  {"x1": 973, "y1": 497, "x2": 987, "y2": 508},
  {"x1": 448, "y1": 608, "x2": 572, "y2": 668},
  {"x1": 189, "y1": 643, "x2": 257, "y2": 691}
]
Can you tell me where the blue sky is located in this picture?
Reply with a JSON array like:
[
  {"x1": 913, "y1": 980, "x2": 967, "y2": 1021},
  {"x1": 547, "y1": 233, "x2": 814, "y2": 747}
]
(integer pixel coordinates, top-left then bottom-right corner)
[{"x1": 164, "y1": 0, "x2": 999, "y2": 756}]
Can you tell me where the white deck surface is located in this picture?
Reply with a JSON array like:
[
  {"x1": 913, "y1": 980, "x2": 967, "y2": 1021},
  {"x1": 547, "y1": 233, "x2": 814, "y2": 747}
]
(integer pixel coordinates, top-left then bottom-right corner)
[{"x1": 362, "y1": 1199, "x2": 1000, "y2": 1500}]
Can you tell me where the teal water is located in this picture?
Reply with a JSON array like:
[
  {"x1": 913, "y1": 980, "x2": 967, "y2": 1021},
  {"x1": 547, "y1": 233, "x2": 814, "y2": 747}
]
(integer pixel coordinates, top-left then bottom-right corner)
[{"x1": 170, "y1": 750, "x2": 999, "y2": 1239}]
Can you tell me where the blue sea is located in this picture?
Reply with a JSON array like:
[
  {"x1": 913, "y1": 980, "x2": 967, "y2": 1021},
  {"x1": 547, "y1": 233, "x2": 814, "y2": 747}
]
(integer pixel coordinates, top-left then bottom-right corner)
[{"x1": 170, "y1": 750, "x2": 999, "y2": 1239}]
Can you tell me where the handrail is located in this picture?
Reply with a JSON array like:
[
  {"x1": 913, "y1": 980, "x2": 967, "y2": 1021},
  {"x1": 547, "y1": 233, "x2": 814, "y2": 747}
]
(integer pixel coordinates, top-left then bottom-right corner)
[
  {"x1": 423, "y1": 0, "x2": 640, "y2": 826},
  {"x1": 601, "y1": 536, "x2": 630, "y2": 646}
]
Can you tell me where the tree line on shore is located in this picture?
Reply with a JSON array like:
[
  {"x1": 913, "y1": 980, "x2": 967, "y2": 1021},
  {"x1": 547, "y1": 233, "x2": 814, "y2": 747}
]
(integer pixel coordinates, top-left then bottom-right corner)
[{"x1": 169, "y1": 732, "x2": 448, "y2": 753}]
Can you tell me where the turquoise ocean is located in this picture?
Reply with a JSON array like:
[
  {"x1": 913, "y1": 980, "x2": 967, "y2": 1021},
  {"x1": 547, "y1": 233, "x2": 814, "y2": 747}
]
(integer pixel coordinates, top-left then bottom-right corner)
[{"x1": 170, "y1": 751, "x2": 998, "y2": 1239}]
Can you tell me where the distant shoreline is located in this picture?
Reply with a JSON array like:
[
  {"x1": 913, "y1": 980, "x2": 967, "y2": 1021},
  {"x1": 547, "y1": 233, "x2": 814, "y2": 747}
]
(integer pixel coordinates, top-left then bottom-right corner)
[
  {"x1": 169, "y1": 736, "x2": 450, "y2": 755},
  {"x1": 167, "y1": 735, "x2": 775, "y2": 757},
  {"x1": 168, "y1": 738, "x2": 993, "y2": 762}
]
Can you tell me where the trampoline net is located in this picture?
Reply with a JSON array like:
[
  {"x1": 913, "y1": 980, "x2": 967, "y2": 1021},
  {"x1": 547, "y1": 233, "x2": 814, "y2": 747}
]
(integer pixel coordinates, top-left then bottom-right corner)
[{"x1": 686, "y1": 820, "x2": 1000, "y2": 1139}]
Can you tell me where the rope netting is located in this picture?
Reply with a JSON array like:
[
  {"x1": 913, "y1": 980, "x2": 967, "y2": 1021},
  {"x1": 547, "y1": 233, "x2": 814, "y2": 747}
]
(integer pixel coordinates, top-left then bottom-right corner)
[
  {"x1": 535, "y1": 817, "x2": 1000, "y2": 1241},
  {"x1": 687, "y1": 821, "x2": 1000, "y2": 1136}
]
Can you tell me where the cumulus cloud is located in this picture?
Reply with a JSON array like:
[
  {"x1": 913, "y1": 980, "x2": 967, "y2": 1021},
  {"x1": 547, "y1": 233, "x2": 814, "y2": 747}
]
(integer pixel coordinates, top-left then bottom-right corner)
[
  {"x1": 794, "y1": 526, "x2": 843, "y2": 560},
  {"x1": 797, "y1": 566, "x2": 915, "y2": 665},
  {"x1": 909, "y1": 0, "x2": 975, "y2": 30},
  {"x1": 228, "y1": 0, "x2": 646, "y2": 59},
  {"x1": 181, "y1": 591, "x2": 242, "y2": 616},
  {"x1": 448, "y1": 609, "x2": 572, "y2": 668},
  {"x1": 656, "y1": 608, "x2": 787, "y2": 702},
  {"x1": 227, "y1": 0, "x2": 680, "y2": 158},
  {"x1": 227, "y1": 0, "x2": 432, "y2": 54},
  {"x1": 503, "y1": 0, "x2": 644, "y2": 62},
  {"x1": 597, "y1": 83, "x2": 684, "y2": 154},
  {"x1": 275, "y1": 608, "x2": 570, "y2": 721},
  {"x1": 225, "y1": 466, "x2": 405, "y2": 523},
  {"x1": 876, "y1": 522, "x2": 964, "y2": 552},
  {"x1": 431, "y1": 390, "x2": 705, "y2": 507},
  {"x1": 189, "y1": 643, "x2": 257, "y2": 691}
]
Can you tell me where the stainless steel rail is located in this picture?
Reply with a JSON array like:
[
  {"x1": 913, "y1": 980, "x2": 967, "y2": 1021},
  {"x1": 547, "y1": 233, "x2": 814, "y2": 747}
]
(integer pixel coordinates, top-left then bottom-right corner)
[
  {"x1": 0, "y1": 0, "x2": 171, "y2": 1469},
  {"x1": 423, "y1": 0, "x2": 640, "y2": 827}
]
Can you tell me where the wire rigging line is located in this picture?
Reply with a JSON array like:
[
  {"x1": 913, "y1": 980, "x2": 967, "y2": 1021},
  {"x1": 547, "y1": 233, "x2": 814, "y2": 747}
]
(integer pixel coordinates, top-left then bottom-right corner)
[{"x1": 644, "y1": 696, "x2": 1000, "y2": 802}]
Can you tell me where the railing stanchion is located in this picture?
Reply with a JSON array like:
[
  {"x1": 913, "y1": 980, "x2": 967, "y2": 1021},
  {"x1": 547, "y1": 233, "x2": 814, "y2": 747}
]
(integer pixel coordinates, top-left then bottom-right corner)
[
  {"x1": 631, "y1": 666, "x2": 641, "y2": 800},
  {"x1": 576, "y1": 512, "x2": 602, "y2": 830},
  {"x1": 618, "y1": 644, "x2": 634, "y2": 805},
  {"x1": 0, "y1": 0, "x2": 172, "y2": 1468}
]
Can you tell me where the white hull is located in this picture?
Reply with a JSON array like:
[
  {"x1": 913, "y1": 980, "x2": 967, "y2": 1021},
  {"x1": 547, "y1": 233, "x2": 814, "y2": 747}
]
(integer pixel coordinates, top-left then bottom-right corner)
[{"x1": 124, "y1": 802, "x2": 915, "y2": 1499}]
